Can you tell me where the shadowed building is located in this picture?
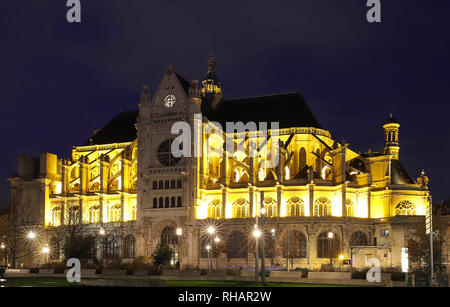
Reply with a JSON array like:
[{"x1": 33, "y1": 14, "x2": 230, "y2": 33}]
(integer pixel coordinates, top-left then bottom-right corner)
[{"x1": 7, "y1": 57, "x2": 437, "y2": 271}]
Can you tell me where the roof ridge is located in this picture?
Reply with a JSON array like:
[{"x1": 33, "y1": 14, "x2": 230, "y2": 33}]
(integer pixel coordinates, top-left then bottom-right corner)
[{"x1": 224, "y1": 91, "x2": 301, "y2": 101}]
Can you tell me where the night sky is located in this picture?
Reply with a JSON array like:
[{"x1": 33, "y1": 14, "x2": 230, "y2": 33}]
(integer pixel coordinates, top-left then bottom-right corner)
[{"x1": 1, "y1": 0, "x2": 449, "y2": 208}]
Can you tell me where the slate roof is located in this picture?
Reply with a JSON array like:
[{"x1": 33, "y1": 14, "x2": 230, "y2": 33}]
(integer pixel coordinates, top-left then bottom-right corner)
[
  {"x1": 391, "y1": 160, "x2": 416, "y2": 184},
  {"x1": 83, "y1": 110, "x2": 138, "y2": 146},
  {"x1": 207, "y1": 92, "x2": 322, "y2": 129}
]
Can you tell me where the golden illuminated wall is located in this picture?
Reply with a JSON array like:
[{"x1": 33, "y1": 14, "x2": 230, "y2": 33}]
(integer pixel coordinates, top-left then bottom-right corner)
[
  {"x1": 44, "y1": 141, "x2": 138, "y2": 227},
  {"x1": 195, "y1": 125, "x2": 429, "y2": 221}
]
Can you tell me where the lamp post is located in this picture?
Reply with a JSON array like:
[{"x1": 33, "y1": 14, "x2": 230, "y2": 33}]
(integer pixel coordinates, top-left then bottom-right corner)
[
  {"x1": 260, "y1": 205, "x2": 266, "y2": 286},
  {"x1": 206, "y1": 244, "x2": 211, "y2": 271},
  {"x1": 253, "y1": 227, "x2": 262, "y2": 281},
  {"x1": 339, "y1": 254, "x2": 344, "y2": 271},
  {"x1": 214, "y1": 236, "x2": 220, "y2": 270},
  {"x1": 42, "y1": 245, "x2": 50, "y2": 266},
  {"x1": 27, "y1": 231, "x2": 36, "y2": 267},
  {"x1": 206, "y1": 225, "x2": 215, "y2": 271},
  {"x1": 99, "y1": 227, "x2": 106, "y2": 264},
  {"x1": 176, "y1": 227, "x2": 182, "y2": 271},
  {"x1": 271, "y1": 229, "x2": 275, "y2": 266},
  {"x1": 328, "y1": 232, "x2": 334, "y2": 267}
]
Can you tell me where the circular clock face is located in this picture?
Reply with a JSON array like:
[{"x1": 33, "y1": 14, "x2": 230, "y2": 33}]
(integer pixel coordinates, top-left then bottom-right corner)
[{"x1": 164, "y1": 94, "x2": 176, "y2": 108}]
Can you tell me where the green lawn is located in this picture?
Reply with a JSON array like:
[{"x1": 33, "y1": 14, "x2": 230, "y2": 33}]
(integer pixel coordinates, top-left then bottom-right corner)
[
  {"x1": 1, "y1": 277, "x2": 362, "y2": 287},
  {"x1": 1, "y1": 277, "x2": 77, "y2": 287},
  {"x1": 164, "y1": 280, "x2": 357, "y2": 287}
]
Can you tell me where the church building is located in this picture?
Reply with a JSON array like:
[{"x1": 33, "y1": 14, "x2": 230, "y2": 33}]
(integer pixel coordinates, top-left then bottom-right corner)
[{"x1": 8, "y1": 57, "x2": 431, "y2": 270}]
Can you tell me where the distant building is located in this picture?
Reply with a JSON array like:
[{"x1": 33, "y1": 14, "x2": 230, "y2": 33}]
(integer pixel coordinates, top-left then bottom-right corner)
[{"x1": 7, "y1": 57, "x2": 444, "y2": 271}]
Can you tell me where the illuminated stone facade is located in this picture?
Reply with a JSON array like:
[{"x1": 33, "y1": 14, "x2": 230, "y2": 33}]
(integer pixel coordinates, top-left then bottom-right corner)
[{"x1": 8, "y1": 58, "x2": 433, "y2": 270}]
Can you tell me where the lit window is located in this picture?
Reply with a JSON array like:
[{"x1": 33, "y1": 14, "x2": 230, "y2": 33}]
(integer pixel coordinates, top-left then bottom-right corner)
[
  {"x1": 286, "y1": 196, "x2": 305, "y2": 217},
  {"x1": 89, "y1": 204, "x2": 100, "y2": 224}
]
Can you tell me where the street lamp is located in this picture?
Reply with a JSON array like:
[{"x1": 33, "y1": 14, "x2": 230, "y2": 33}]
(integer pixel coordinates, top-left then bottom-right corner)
[
  {"x1": 339, "y1": 254, "x2": 344, "y2": 271},
  {"x1": 207, "y1": 226, "x2": 215, "y2": 236},
  {"x1": 99, "y1": 227, "x2": 106, "y2": 264},
  {"x1": 328, "y1": 232, "x2": 334, "y2": 267},
  {"x1": 259, "y1": 203, "x2": 267, "y2": 286},
  {"x1": 42, "y1": 245, "x2": 50, "y2": 266},
  {"x1": 27, "y1": 231, "x2": 36, "y2": 240},
  {"x1": 27, "y1": 231, "x2": 37, "y2": 267},
  {"x1": 206, "y1": 244, "x2": 211, "y2": 271},
  {"x1": 271, "y1": 229, "x2": 276, "y2": 266},
  {"x1": 176, "y1": 227, "x2": 182, "y2": 271},
  {"x1": 99, "y1": 227, "x2": 105, "y2": 236}
]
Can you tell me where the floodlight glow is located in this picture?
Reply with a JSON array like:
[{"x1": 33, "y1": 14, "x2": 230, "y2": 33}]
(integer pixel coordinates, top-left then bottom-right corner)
[
  {"x1": 207, "y1": 226, "x2": 215, "y2": 235},
  {"x1": 176, "y1": 227, "x2": 182, "y2": 236},
  {"x1": 253, "y1": 229, "x2": 262, "y2": 239},
  {"x1": 42, "y1": 246, "x2": 50, "y2": 254},
  {"x1": 328, "y1": 232, "x2": 334, "y2": 239},
  {"x1": 206, "y1": 245, "x2": 211, "y2": 250},
  {"x1": 27, "y1": 231, "x2": 36, "y2": 239},
  {"x1": 99, "y1": 227, "x2": 105, "y2": 236},
  {"x1": 214, "y1": 237, "x2": 220, "y2": 243}
]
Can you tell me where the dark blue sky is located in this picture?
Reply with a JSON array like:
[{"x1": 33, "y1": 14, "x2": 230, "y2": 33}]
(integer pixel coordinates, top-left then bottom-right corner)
[{"x1": 1, "y1": 0, "x2": 449, "y2": 208}]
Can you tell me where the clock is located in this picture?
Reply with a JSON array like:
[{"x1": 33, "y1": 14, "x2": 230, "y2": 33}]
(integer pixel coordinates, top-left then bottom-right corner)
[{"x1": 164, "y1": 94, "x2": 176, "y2": 108}]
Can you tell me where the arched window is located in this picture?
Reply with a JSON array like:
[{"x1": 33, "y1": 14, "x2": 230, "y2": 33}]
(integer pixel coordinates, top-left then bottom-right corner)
[
  {"x1": 159, "y1": 181, "x2": 163, "y2": 189},
  {"x1": 171, "y1": 180, "x2": 176, "y2": 189},
  {"x1": 51, "y1": 205, "x2": 61, "y2": 226},
  {"x1": 107, "y1": 203, "x2": 121, "y2": 223},
  {"x1": 395, "y1": 201, "x2": 416, "y2": 216},
  {"x1": 314, "y1": 197, "x2": 332, "y2": 217},
  {"x1": 159, "y1": 197, "x2": 163, "y2": 208},
  {"x1": 345, "y1": 199, "x2": 356, "y2": 217},
  {"x1": 165, "y1": 180, "x2": 169, "y2": 189},
  {"x1": 89, "y1": 204, "x2": 100, "y2": 224},
  {"x1": 123, "y1": 235, "x2": 136, "y2": 259},
  {"x1": 232, "y1": 198, "x2": 250, "y2": 218},
  {"x1": 299, "y1": 148, "x2": 307, "y2": 170},
  {"x1": 282, "y1": 230, "x2": 307, "y2": 258},
  {"x1": 349, "y1": 231, "x2": 368, "y2": 247},
  {"x1": 171, "y1": 197, "x2": 176, "y2": 208},
  {"x1": 153, "y1": 198, "x2": 157, "y2": 208},
  {"x1": 286, "y1": 196, "x2": 305, "y2": 217},
  {"x1": 317, "y1": 231, "x2": 340, "y2": 258},
  {"x1": 177, "y1": 179, "x2": 182, "y2": 188},
  {"x1": 67, "y1": 204, "x2": 80, "y2": 224},
  {"x1": 161, "y1": 226, "x2": 178, "y2": 245},
  {"x1": 165, "y1": 197, "x2": 169, "y2": 208},
  {"x1": 264, "y1": 196, "x2": 278, "y2": 218},
  {"x1": 207, "y1": 199, "x2": 222, "y2": 219},
  {"x1": 177, "y1": 196, "x2": 182, "y2": 207},
  {"x1": 153, "y1": 181, "x2": 158, "y2": 189},
  {"x1": 227, "y1": 231, "x2": 248, "y2": 258},
  {"x1": 103, "y1": 234, "x2": 120, "y2": 262}
]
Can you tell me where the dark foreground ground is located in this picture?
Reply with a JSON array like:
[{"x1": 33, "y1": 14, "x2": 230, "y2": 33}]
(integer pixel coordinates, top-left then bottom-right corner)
[{"x1": 1, "y1": 277, "x2": 362, "y2": 287}]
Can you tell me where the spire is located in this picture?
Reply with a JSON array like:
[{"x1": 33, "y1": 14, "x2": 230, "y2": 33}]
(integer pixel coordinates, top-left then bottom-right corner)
[
  {"x1": 140, "y1": 85, "x2": 150, "y2": 104},
  {"x1": 383, "y1": 113, "x2": 400, "y2": 159},
  {"x1": 201, "y1": 55, "x2": 222, "y2": 110}
]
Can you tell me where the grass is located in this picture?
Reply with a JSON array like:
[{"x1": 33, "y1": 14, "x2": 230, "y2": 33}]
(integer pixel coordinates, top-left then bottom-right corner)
[
  {"x1": 164, "y1": 280, "x2": 357, "y2": 287},
  {"x1": 1, "y1": 277, "x2": 362, "y2": 287},
  {"x1": 1, "y1": 277, "x2": 78, "y2": 287}
]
